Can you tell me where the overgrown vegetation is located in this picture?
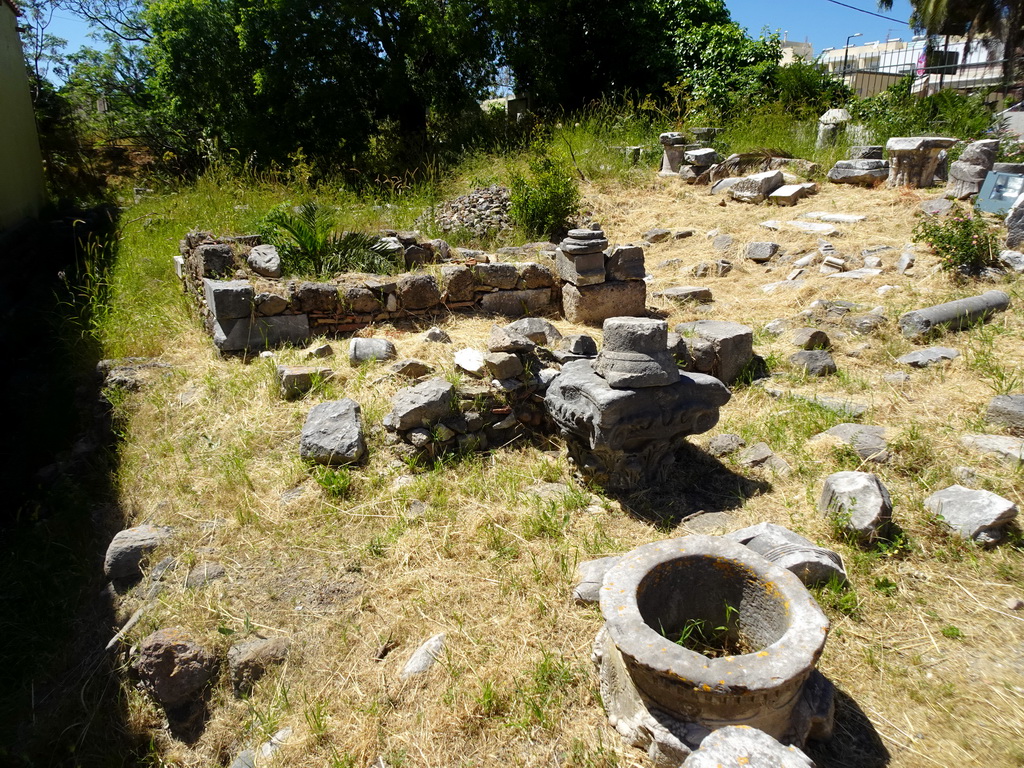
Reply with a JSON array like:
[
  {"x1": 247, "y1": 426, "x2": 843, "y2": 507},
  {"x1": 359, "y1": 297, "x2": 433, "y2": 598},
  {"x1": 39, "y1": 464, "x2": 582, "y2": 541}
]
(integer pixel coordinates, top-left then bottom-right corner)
[
  {"x1": 508, "y1": 155, "x2": 581, "y2": 238},
  {"x1": 912, "y1": 204, "x2": 1000, "y2": 275}
]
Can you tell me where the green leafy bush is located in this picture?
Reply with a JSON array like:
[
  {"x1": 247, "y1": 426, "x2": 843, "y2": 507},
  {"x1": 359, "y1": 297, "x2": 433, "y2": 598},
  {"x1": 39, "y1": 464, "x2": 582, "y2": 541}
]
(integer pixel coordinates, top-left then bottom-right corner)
[
  {"x1": 913, "y1": 205, "x2": 999, "y2": 275},
  {"x1": 508, "y1": 156, "x2": 580, "y2": 238},
  {"x1": 261, "y1": 201, "x2": 402, "y2": 277}
]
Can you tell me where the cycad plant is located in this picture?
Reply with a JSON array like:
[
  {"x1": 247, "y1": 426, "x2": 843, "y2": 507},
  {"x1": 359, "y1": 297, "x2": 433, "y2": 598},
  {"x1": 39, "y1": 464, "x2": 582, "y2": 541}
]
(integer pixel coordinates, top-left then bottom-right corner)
[{"x1": 266, "y1": 201, "x2": 401, "y2": 277}]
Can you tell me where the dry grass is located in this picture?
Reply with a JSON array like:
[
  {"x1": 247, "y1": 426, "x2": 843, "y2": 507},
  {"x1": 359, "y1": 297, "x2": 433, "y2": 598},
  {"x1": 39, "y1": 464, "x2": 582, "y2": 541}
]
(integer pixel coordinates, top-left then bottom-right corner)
[{"x1": 111, "y1": 179, "x2": 1024, "y2": 768}]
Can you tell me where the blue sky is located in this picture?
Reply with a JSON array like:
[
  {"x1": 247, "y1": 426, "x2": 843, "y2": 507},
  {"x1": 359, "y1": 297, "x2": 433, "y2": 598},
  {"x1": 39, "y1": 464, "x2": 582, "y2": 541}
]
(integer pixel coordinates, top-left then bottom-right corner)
[
  {"x1": 727, "y1": 0, "x2": 918, "y2": 52},
  {"x1": 44, "y1": 0, "x2": 919, "y2": 64}
]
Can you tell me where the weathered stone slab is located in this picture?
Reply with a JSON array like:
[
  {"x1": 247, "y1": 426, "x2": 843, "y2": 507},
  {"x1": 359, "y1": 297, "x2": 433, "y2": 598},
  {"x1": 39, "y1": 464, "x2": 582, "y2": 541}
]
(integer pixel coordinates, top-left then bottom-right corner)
[
  {"x1": 675, "y1": 320, "x2": 754, "y2": 384},
  {"x1": 801, "y1": 212, "x2": 867, "y2": 224},
  {"x1": 924, "y1": 485, "x2": 1018, "y2": 546},
  {"x1": 473, "y1": 262, "x2": 518, "y2": 289},
  {"x1": 819, "y1": 471, "x2": 893, "y2": 544},
  {"x1": 896, "y1": 347, "x2": 959, "y2": 368},
  {"x1": 760, "y1": 220, "x2": 839, "y2": 236},
  {"x1": 827, "y1": 159, "x2": 889, "y2": 185},
  {"x1": 727, "y1": 522, "x2": 847, "y2": 588},
  {"x1": 299, "y1": 399, "x2": 366, "y2": 465},
  {"x1": 656, "y1": 286, "x2": 713, "y2": 303},
  {"x1": 606, "y1": 245, "x2": 645, "y2": 281},
  {"x1": 729, "y1": 170, "x2": 785, "y2": 204},
  {"x1": 479, "y1": 288, "x2": 553, "y2": 317},
  {"x1": 960, "y1": 433, "x2": 1024, "y2": 464},
  {"x1": 814, "y1": 423, "x2": 888, "y2": 462},
  {"x1": 213, "y1": 315, "x2": 310, "y2": 353},
  {"x1": 745, "y1": 242, "x2": 780, "y2": 263},
  {"x1": 789, "y1": 350, "x2": 837, "y2": 376}
]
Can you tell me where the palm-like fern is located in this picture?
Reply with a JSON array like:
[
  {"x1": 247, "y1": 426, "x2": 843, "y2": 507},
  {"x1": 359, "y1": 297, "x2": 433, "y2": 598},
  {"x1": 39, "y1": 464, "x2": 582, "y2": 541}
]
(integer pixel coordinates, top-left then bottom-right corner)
[{"x1": 266, "y1": 202, "x2": 401, "y2": 277}]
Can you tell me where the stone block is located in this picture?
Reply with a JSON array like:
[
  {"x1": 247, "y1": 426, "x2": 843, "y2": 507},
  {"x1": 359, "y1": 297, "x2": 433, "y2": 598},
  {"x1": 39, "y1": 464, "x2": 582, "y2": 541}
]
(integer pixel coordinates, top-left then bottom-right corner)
[
  {"x1": 440, "y1": 264, "x2": 475, "y2": 302},
  {"x1": 729, "y1": 170, "x2": 785, "y2": 203},
  {"x1": 473, "y1": 262, "x2": 518, "y2": 289},
  {"x1": 506, "y1": 317, "x2": 562, "y2": 346},
  {"x1": 517, "y1": 262, "x2": 556, "y2": 289},
  {"x1": 204, "y1": 279, "x2": 254, "y2": 320},
  {"x1": 397, "y1": 273, "x2": 441, "y2": 310},
  {"x1": 986, "y1": 394, "x2": 1024, "y2": 434},
  {"x1": 572, "y1": 555, "x2": 621, "y2": 605},
  {"x1": 683, "y1": 726, "x2": 816, "y2": 768},
  {"x1": 104, "y1": 525, "x2": 173, "y2": 581},
  {"x1": 726, "y1": 521, "x2": 847, "y2": 588},
  {"x1": 594, "y1": 317, "x2": 680, "y2": 389},
  {"x1": 896, "y1": 347, "x2": 959, "y2": 368},
  {"x1": 555, "y1": 248, "x2": 605, "y2": 286},
  {"x1": 478, "y1": 288, "x2": 554, "y2": 317},
  {"x1": 789, "y1": 350, "x2": 837, "y2": 376},
  {"x1": 606, "y1": 245, "x2": 645, "y2": 281},
  {"x1": 194, "y1": 243, "x2": 235, "y2": 277},
  {"x1": 484, "y1": 352, "x2": 523, "y2": 380},
  {"x1": 745, "y1": 242, "x2": 780, "y2": 263},
  {"x1": 562, "y1": 281, "x2": 646, "y2": 325},
  {"x1": 675, "y1": 320, "x2": 754, "y2": 384},
  {"x1": 383, "y1": 378, "x2": 457, "y2": 431},
  {"x1": 213, "y1": 315, "x2": 310, "y2": 352},
  {"x1": 768, "y1": 184, "x2": 808, "y2": 206},
  {"x1": 276, "y1": 365, "x2": 333, "y2": 399}
]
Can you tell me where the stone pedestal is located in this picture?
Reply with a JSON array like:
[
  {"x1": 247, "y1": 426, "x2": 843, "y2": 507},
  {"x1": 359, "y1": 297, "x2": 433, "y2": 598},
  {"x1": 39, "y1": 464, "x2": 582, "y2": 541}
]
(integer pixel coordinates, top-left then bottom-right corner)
[
  {"x1": 545, "y1": 319, "x2": 730, "y2": 490},
  {"x1": 886, "y1": 137, "x2": 957, "y2": 188},
  {"x1": 659, "y1": 132, "x2": 690, "y2": 176},
  {"x1": 816, "y1": 109, "x2": 850, "y2": 149},
  {"x1": 593, "y1": 537, "x2": 834, "y2": 765}
]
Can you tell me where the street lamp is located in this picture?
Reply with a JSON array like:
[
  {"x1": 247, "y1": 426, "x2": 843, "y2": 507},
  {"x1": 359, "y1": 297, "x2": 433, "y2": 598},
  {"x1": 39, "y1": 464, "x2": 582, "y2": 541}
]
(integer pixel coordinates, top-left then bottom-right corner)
[{"x1": 842, "y1": 33, "x2": 863, "y2": 74}]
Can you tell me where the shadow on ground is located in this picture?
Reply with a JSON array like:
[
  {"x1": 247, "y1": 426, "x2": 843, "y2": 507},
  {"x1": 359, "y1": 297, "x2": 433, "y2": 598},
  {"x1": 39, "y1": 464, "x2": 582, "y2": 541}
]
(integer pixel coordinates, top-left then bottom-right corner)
[
  {"x1": 0, "y1": 208, "x2": 151, "y2": 766},
  {"x1": 807, "y1": 688, "x2": 891, "y2": 768},
  {"x1": 603, "y1": 441, "x2": 772, "y2": 529}
]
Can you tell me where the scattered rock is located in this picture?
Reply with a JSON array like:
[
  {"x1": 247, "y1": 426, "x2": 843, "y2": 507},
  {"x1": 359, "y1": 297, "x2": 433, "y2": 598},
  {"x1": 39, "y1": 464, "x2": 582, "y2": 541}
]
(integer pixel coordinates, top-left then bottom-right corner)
[
  {"x1": 488, "y1": 324, "x2": 535, "y2": 353},
  {"x1": 506, "y1": 317, "x2": 562, "y2": 346},
  {"x1": 961, "y1": 433, "x2": 1024, "y2": 464},
  {"x1": 228, "y1": 637, "x2": 291, "y2": 696},
  {"x1": 643, "y1": 228, "x2": 671, "y2": 243},
  {"x1": 896, "y1": 347, "x2": 959, "y2": 368},
  {"x1": 792, "y1": 328, "x2": 830, "y2": 350},
  {"x1": 789, "y1": 350, "x2": 837, "y2": 377},
  {"x1": 388, "y1": 359, "x2": 433, "y2": 378},
  {"x1": 104, "y1": 525, "x2": 173, "y2": 581},
  {"x1": 423, "y1": 326, "x2": 451, "y2": 344},
  {"x1": 299, "y1": 399, "x2": 366, "y2": 466},
  {"x1": 656, "y1": 286, "x2": 714, "y2": 303},
  {"x1": 924, "y1": 485, "x2": 1018, "y2": 546},
  {"x1": 400, "y1": 633, "x2": 446, "y2": 679},
  {"x1": 707, "y1": 433, "x2": 745, "y2": 457},
  {"x1": 744, "y1": 242, "x2": 780, "y2": 263},
  {"x1": 185, "y1": 562, "x2": 226, "y2": 589},
  {"x1": 246, "y1": 244, "x2": 282, "y2": 278},
  {"x1": 819, "y1": 471, "x2": 893, "y2": 544},
  {"x1": 484, "y1": 352, "x2": 524, "y2": 380},
  {"x1": 815, "y1": 423, "x2": 888, "y2": 462},
  {"x1": 134, "y1": 627, "x2": 218, "y2": 708},
  {"x1": 675, "y1": 320, "x2": 754, "y2": 384},
  {"x1": 454, "y1": 348, "x2": 487, "y2": 377}
]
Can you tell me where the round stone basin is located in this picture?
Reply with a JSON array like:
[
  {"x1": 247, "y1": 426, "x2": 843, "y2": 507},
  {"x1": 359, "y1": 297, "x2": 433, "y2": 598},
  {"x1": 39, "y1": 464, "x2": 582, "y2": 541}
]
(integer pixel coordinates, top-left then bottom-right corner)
[{"x1": 599, "y1": 536, "x2": 829, "y2": 738}]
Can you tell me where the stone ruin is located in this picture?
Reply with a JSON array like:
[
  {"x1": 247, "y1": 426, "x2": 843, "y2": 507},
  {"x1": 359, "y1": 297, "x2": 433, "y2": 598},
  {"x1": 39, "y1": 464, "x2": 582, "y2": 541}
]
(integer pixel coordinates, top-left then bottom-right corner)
[
  {"x1": 555, "y1": 225, "x2": 647, "y2": 325},
  {"x1": 545, "y1": 318, "x2": 730, "y2": 491},
  {"x1": 593, "y1": 535, "x2": 833, "y2": 766},
  {"x1": 947, "y1": 138, "x2": 999, "y2": 200}
]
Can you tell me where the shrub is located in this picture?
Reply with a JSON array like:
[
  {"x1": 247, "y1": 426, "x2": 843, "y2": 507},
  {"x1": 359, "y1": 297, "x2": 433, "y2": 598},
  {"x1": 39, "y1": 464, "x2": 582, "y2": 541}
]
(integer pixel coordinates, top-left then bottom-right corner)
[
  {"x1": 262, "y1": 201, "x2": 402, "y2": 277},
  {"x1": 912, "y1": 205, "x2": 999, "y2": 275},
  {"x1": 508, "y1": 156, "x2": 580, "y2": 239}
]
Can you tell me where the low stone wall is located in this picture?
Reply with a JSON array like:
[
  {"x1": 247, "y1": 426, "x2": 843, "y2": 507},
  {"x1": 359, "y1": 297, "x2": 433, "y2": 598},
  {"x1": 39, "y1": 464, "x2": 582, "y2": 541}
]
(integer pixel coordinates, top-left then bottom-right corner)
[{"x1": 176, "y1": 232, "x2": 561, "y2": 353}]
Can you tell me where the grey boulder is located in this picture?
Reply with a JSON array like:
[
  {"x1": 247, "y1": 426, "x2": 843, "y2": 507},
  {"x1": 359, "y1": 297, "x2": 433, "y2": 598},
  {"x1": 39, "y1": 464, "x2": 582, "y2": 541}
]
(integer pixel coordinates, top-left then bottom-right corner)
[
  {"x1": 246, "y1": 244, "x2": 282, "y2": 277},
  {"x1": 299, "y1": 399, "x2": 366, "y2": 465},
  {"x1": 924, "y1": 485, "x2": 1018, "y2": 546},
  {"x1": 228, "y1": 637, "x2": 291, "y2": 696},
  {"x1": 382, "y1": 378, "x2": 456, "y2": 431},
  {"x1": 104, "y1": 525, "x2": 173, "y2": 581},
  {"x1": 134, "y1": 627, "x2": 218, "y2": 709},
  {"x1": 819, "y1": 471, "x2": 893, "y2": 544},
  {"x1": 986, "y1": 394, "x2": 1024, "y2": 434}
]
